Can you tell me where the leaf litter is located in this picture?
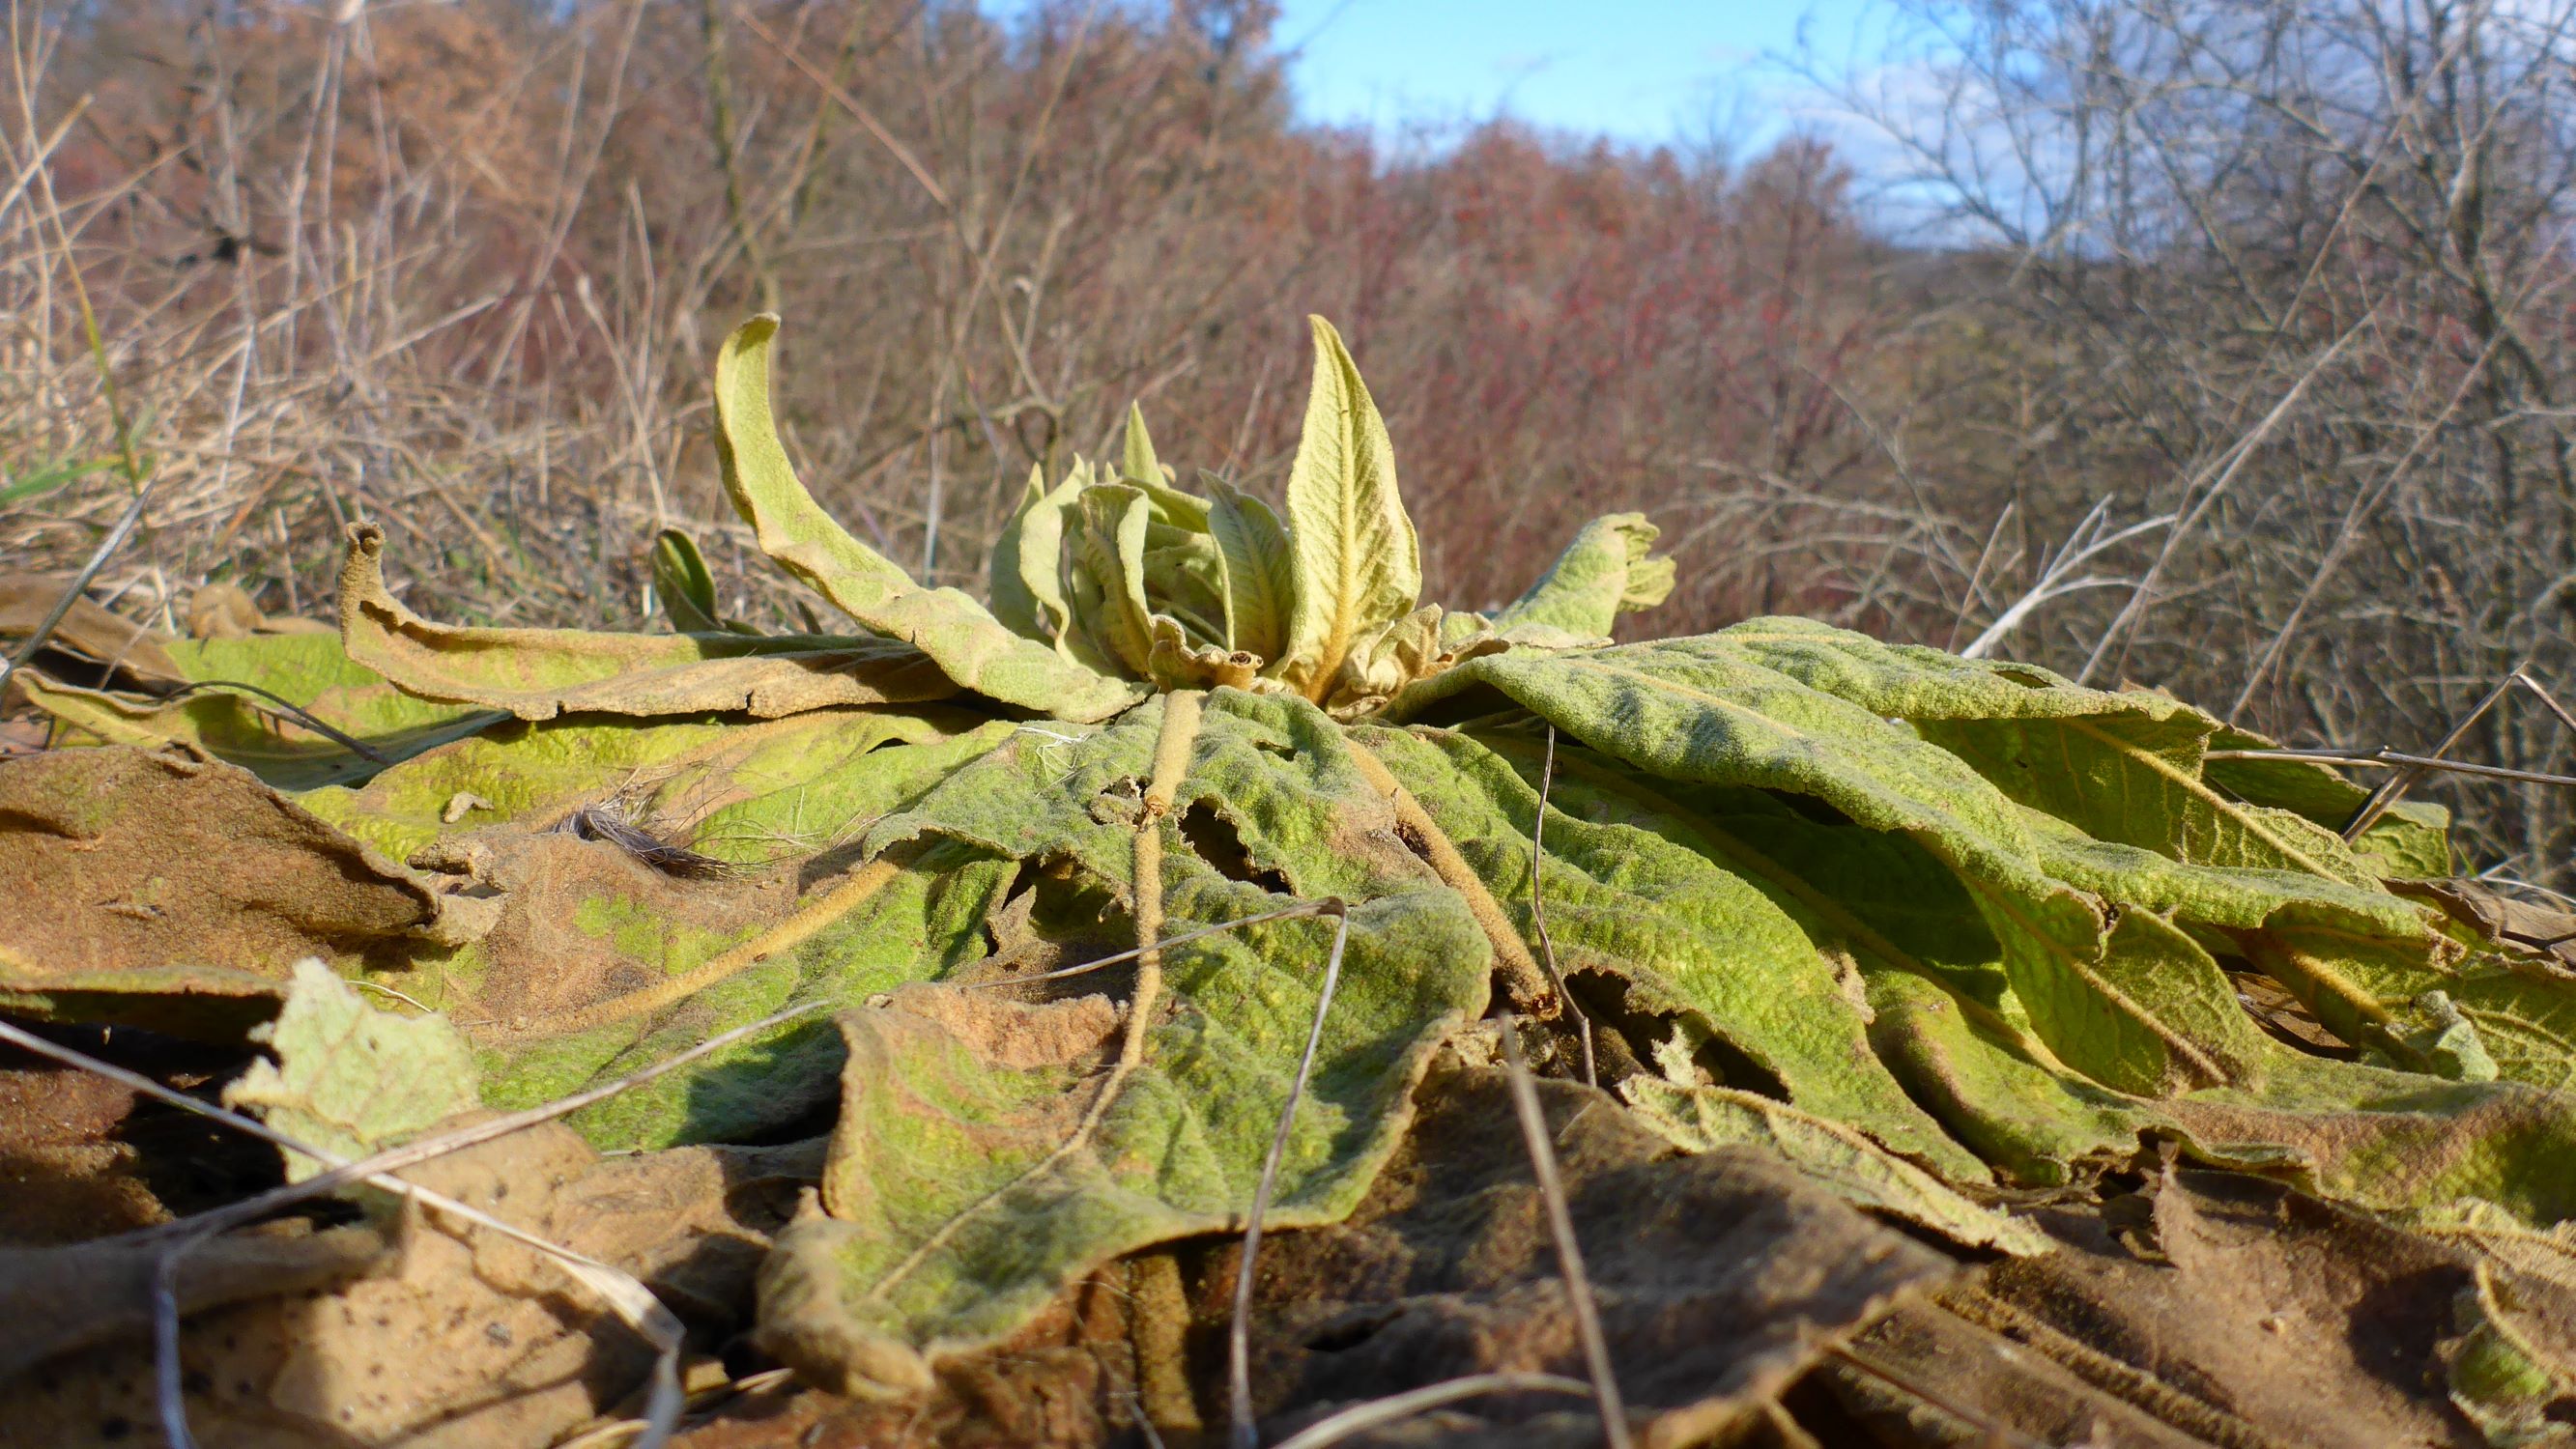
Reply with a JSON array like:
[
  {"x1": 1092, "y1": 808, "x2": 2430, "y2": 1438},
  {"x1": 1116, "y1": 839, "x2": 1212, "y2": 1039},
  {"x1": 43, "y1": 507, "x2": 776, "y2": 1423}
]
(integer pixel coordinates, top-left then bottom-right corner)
[{"x1": 3, "y1": 313, "x2": 2576, "y2": 1446}]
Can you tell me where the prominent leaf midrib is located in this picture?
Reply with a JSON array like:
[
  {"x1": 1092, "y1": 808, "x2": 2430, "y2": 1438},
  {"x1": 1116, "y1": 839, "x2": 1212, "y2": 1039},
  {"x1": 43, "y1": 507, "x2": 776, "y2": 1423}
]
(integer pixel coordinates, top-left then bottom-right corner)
[
  {"x1": 863, "y1": 692, "x2": 1209, "y2": 1308},
  {"x1": 2058, "y1": 716, "x2": 2350, "y2": 881},
  {"x1": 1957, "y1": 867, "x2": 2228, "y2": 1089},
  {"x1": 2459, "y1": 1005, "x2": 2576, "y2": 1057},
  {"x1": 1476, "y1": 731, "x2": 2077, "y2": 1077},
  {"x1": 1315, "y1": 390, "x2": 1367, "y2": 684}
]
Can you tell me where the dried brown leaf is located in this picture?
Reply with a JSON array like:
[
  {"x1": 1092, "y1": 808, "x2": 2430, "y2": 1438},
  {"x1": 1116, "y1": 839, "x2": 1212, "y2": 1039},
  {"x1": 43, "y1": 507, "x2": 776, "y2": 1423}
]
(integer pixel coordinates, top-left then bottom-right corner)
[
  {"x1": 0, "y1": 748, "x2": 448, "y2": 1034},
  {"x1": 339, "y1": 525, "x2": 959, "y2": 722},
  {"x1": 0, "y1": 575, "x2": 183, "y2": 687}
]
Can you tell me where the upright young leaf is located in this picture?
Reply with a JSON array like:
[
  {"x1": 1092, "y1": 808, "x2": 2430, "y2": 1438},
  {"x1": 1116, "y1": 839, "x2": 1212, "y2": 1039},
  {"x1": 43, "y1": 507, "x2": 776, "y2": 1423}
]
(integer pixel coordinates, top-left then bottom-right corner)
[
  {"x1": 1206, "y1": 477, "x2": 1293, "y2": 664},
  {"x1": 711, "y1": 316, "x2": 1136, "y2": 722},
  {"x1": 1139, "y1": 520, "x2": 1232, "y2": 649},
  {"x1": 987, "y1": 466, "x2": 1079, "y2": 644},
  {"x1": 649, "y1": 528, "x2": 736, "y2": 635},
  {"x1": 1119, "y1": 402, "x2": 1163, "y2": 487},
  {"x1": 1272, "y1": 317, "x2": 1421, "y2": 699},
  {"x1": 1064, "y1": 483, "x2": 1159, "y2": 677}
]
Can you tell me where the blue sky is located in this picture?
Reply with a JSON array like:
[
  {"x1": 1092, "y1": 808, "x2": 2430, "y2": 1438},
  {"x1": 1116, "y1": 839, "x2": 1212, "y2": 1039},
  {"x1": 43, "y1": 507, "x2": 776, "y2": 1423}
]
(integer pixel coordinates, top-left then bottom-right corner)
[{"x1": 1269, "y1": 0, "x2": 1875, "y2": 149}]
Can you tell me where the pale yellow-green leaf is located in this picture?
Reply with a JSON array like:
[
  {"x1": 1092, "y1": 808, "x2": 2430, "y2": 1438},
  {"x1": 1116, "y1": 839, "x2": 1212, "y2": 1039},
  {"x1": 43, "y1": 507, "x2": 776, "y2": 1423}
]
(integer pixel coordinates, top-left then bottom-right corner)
[
  {"x1": 711, "y1": 316, "x2": 1135, "y2": 722},
  {"x1": 1064, "y1": 483, "x2": 1159, "y2": 677},
  {"x1": 16, "y1": 632, "x2": 500, "y2": 793},
  {"x1": 650, "y1": 527, "x2": 750, "y2": 636},
  {"x1": 223, "y1": 958, "x2": 479, "y2": 1180},
  {"x1": 341, "y1": 525, "x2": 958, "y2": 722},
  {"x1": 1492, "y1": 512, "x2": 1675, "y2": 638},
  {"x1": 1119, "y1": 401, "x2": 1165, "y2": 488},
  {"x1": 987, "y1": 465, "x2": 1078, "y2": 644},
  {"x1": 1273, "y1": 316, "x2": 1421, "y2": 699},
  {"x1": 1621, "y1": 1074, "x2": 2052, "y2": 1255},
  {"x1": 2440, "y1": 1262, "x2": 2573, "y2": 1447},
  {"x1": 1324, "y1": 605, "x2": 1445, "y2": 718},
  {"x1": 1206, "y1": 476, "x2": 1293, "y2": 665},
  {"x1": 1140, "y1": 519, "x2": 1231, "y2": 650}
]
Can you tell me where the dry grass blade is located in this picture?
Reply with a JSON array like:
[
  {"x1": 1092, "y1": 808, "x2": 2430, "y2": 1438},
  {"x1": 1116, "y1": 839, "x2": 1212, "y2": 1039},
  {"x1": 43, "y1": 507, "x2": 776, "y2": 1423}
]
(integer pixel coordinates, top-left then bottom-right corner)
[
  {"x1": 1228, "y1": 898, "x2": 1353, "y2": 1449},
  {"x1": 1265, "y1": 1372, "x2": 1595, "y2": 1449},
  {"x1": 730, "y1": 0, "x2": 950, "y2": 211},
  {"x1": 1961, "y1": 497, "x2": 2169, "y2": 664},
  {"x1": 1496, "y1": 1015, "x2": 1634, "y2": 1449},
  {"x1": 0, "y1": 484, "x2": 154, "y2": 695},
  {"x1": 2341, "y1": 672, "x2": 2520, "y2": 838},
  {"x1": 1529, "y1": 725, "x2": 1595, "y2": 1088},
  {"x1": 2518, "y1": 669, "x2": 2576, "y2": 739}
]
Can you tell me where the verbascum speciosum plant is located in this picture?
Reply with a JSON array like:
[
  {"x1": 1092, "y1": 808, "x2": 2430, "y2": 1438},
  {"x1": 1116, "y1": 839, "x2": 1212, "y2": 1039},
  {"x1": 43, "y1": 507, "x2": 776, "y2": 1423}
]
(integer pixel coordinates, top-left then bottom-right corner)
[{"x1": 16, "y1": 311, "x2": 2576, "y2": 1432}]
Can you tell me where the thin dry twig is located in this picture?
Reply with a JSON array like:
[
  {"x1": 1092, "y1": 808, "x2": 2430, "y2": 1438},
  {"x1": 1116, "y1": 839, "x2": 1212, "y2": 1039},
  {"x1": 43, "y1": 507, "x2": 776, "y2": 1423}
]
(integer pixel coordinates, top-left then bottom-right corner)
[
  {"x1": 156, "y1": 679, "x2": 393, "y2": 764},
  {"x1": 2339, "y1": 668, "x2": 2576, "y2": 838},
  {"x1": 1495, "y1": 1015, "x2": 1633, "y2": 1449},
  {"x1": 2203, "y1": 746, "x2": 2576, "y2": 791},
  {"x1": 1266, "y1": 1372, "x2": 1595, "y2": 1449},
  {"x1": 957, "y1": 902, "x2": 1332, "y2": 991},
  {"x1": 1228, "y1": 898, "x2": 1353, "y2": 1449},
  {"x1": 1823, "y1": 1343, "x2": 2049, "y2": 1449},
  {"x1": 1528, "y1": 725, "x2": 1594, "y2": 1088}
]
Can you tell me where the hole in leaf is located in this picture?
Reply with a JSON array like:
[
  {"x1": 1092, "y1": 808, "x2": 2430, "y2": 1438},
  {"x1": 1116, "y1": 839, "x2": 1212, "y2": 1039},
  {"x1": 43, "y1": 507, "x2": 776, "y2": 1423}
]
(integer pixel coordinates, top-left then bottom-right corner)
[
  {"x1": 1303, "y1": 1305, "x2": 1403, "y2": 1352},
  {"x1": 1179, "y1": 802, "x2": 1291, "y2": 894},
  {"x1": 1560, "y1": 971, "x2": 1787, "y2": 1097},
  {"x1": 1558, "y1": 970, "x2": 1673, "y2": 1089}
]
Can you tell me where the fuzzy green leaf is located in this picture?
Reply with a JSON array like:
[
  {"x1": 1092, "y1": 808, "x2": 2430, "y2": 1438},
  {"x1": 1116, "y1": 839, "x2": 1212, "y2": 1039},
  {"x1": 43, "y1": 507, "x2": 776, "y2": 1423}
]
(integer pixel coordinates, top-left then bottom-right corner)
[
  {"x1": 649, "y1": 527, "x2": 735, "y2": 635},
  {"x1": 1363, "y1": 722, "x2": 1989, "y2": 1180},
  {"x1": 1119, "y1": 401, "x2": 1164, "y2": 489},
  {"x1": 1491, "y1": 512, "x2": 1674, "y2": 638},
  {"x1": 1389, "y1": 635, "x2": 2223, "y2": 1096},
  {"x1": 711, "y1": 316, "x2": 1136, "y2": 722},
  {"x1": 19, "y1": 631, "x2": 501, "y2": 792},
  {"x1": 1065, "y1": 482, "x2": 1159, "y2": 677},
  {"x1": 299, "y1": 705, "x2": 989, "y2": 866},
  {"x1": 1621, "y1": 1075, "x2": 2052, "y2": 1255},
  {"x1": 2203, "y1": 724, "x2": 2454, "y2": 878},
  {"x1": 1719, "y1": 619, "x2": 2381, "y2": 885},
  {"x1": 1273, "y1": 317, "x2": 1421, "y2": 699},
  {"x1": 987, "y1": 466, "x2": 1075, "y2": 644},
  {"x1": 757, "y1": 693, "x2": 1489, "y2": 1391},
  {"x1": 223, "y1": 958, "x2": 479, "y2": 1179},
  {"x1": 1206, "y1": 476, "x2": 1293, "y2": 664}
]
